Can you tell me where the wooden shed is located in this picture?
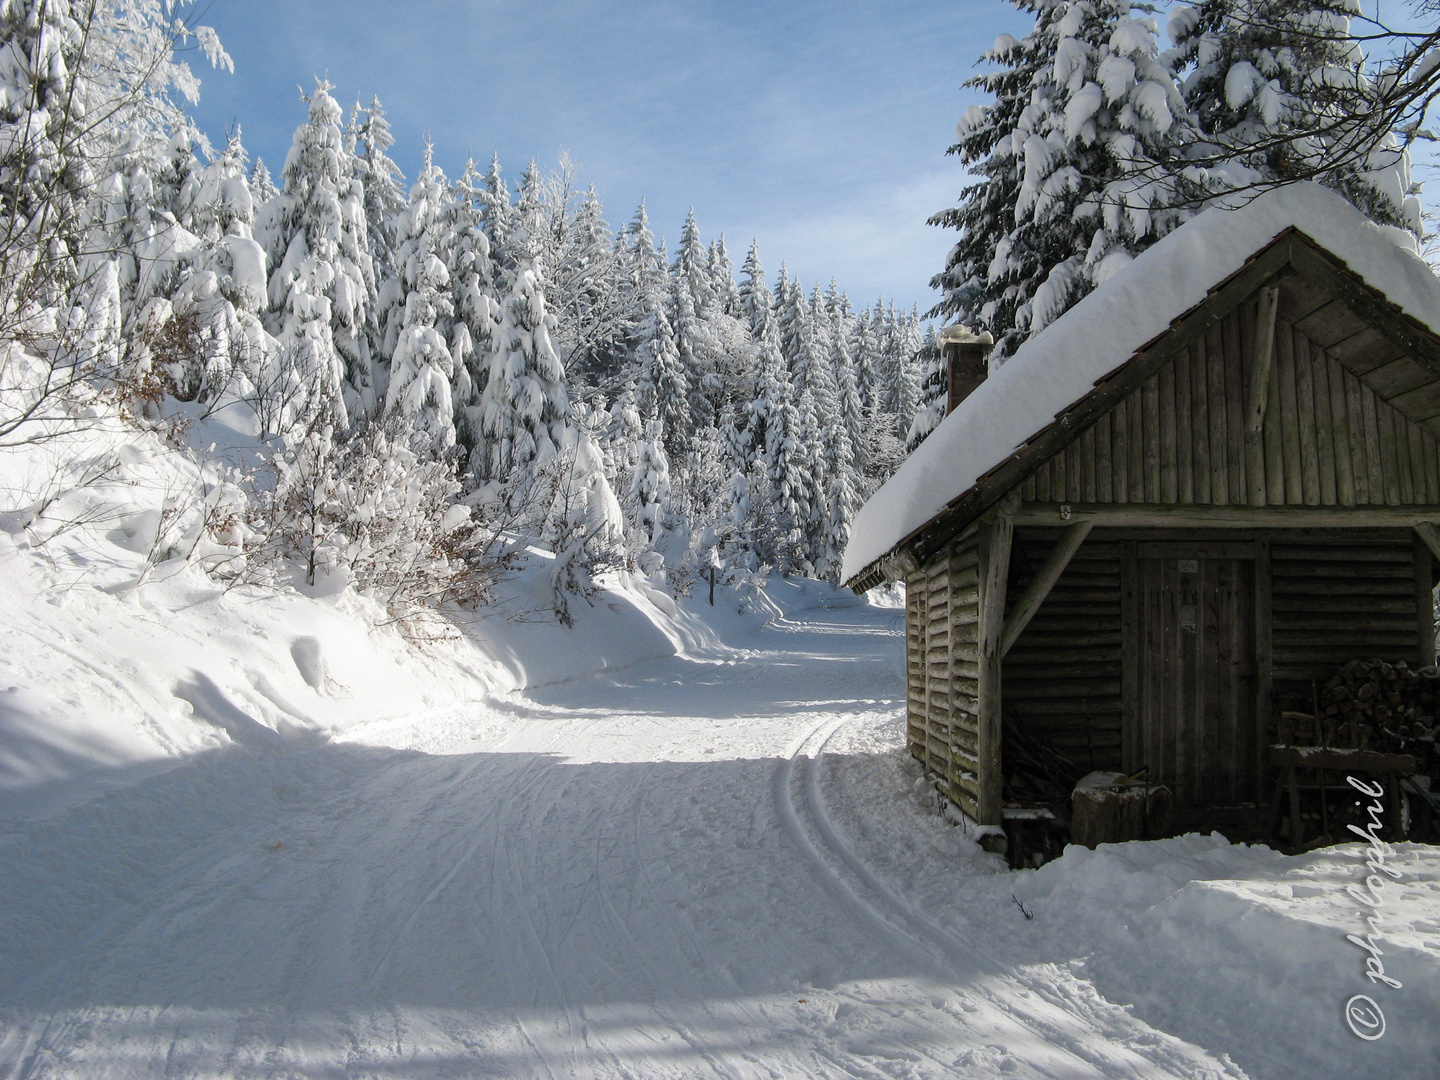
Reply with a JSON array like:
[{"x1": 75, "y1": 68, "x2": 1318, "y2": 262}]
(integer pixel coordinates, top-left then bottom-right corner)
[{"x1": 841, "y1": 184, "x2": 1440, "y2": 853}]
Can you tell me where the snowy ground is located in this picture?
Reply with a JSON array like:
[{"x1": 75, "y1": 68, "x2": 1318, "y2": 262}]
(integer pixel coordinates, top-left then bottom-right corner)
[{"x1": 2, "y1": 427, "x2": 1439, "y2": 1077}]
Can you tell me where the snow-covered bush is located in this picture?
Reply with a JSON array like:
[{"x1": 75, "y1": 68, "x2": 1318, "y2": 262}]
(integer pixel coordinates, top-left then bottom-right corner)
[{"x1": 248, "y1": 415, "x2": 516, "y2": 630}]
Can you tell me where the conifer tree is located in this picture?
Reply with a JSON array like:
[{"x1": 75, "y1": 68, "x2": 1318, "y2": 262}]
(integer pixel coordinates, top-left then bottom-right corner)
[
  {"x1": 930, "y1": 1, "x2": 1191, "y2": 358},
  {"x1": 708, "y1": 236, "x2": 741, "y2": 317},
  {"x1": 751, "y1": 322, "x2": 808, "y2": 573},
  {"x1": 383, "y1": 143, "x2": 456, "y2": 452},
  {"x1": 478, "y1": 154, "x2": 518, "y2": 283},
  {"x1": 739, "y1": 240, "x2": 773, "y2": 338},
  {"x1": 829, "y1": 297, "x2": 867, "y2": 477},
  {"x1": 629, "y1": 418, "x2": 672, "y2": 549},
  {"x1": 851, "y1": 305, "x2": 881, "y2": 413},
  {"x1": 906, "y1": 325, "x2": 946, "y2": 451},
  {"x1": 250, "y1": 158, "x2": 278, "y2": 203},
  {"x1": 476, "y1": 193, "x2": 569, "y2": 484},
  {"x1": 1168, "y1": 0, "x2": 1416, "y2": 228},
  {"x1": 259, "y1": 79, "x2": 377, "y2": 424},
  {"x1": 449, "y1": 157, "x2": 502, "y2": 456},
  {"x1": 351, "y1": 96, "x2": 407, "y2": 323},
  {"x1": 634, "y1": 284, "x2": 689, "y2": 460}
]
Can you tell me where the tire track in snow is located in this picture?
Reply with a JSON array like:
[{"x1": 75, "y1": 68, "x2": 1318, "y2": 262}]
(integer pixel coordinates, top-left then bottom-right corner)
[{"x1": 777, "y1": 714, "x2": 1247, "y2": 1080}]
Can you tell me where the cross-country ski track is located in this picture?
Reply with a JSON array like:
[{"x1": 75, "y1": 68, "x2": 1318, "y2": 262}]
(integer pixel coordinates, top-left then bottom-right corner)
[{"x1": 2, "y1": 597, "x2": 1260, "y2": 1078}]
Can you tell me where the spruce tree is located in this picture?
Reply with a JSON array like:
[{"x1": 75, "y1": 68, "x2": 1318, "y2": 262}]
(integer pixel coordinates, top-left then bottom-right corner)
[
  {"x1": 629, "y1": 418, "x2": 672, "y2": 549},
  {"x1": 739, "y1": 239, "x2": 773, "y2": 338},
  {"x1": 250, "y1": 158, "x2": 279, "y2": 203},
  {"x1": 476, "y1": 196, "x2": 569, "y2": 485},
  {"x1": 708, "y1": 235, "x2": 741, "y2": 317},
  {"x1": 450, "y1": 157, "x2": 502, "y2": 458},
  {"x1": 351, "y1": 96, "x2": 407, "y2": 351},
  {"x1": 1168, "y1": 0, "x2": 1416, "y2": 227},
  {"x1": 634, "y1": 284, "x2": 689, "y2": 460},
  {"x1": 259, "y1": 79, "x2": 377, "y2": 424},
  {"x1": 906, "y1": 325, "x2": 947, "y2": 451},
  {"x1": 930, "y1": 1, "x2": 1190, "y2": 359},
  {"x1": 383, "y1": 143, "x2": 456, "y2": 452}
]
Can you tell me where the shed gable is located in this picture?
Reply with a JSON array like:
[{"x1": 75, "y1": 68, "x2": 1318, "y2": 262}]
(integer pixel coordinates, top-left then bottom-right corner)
[{"x1": 1018, "y1": 275, "x2": 1440, "y2": 510}]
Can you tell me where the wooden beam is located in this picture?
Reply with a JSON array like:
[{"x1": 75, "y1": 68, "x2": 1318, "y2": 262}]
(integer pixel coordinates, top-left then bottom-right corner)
[
  {"x1": 1246, "y1": 286, "x2": 1281, "y2": 434},
  {"x1": 1119, "y1": 540, "x2": 1139, "y2": 774},
  {"x1": 976, "y1": 511, "x2": 1013, "y2": 829},
  {"x1": 1414, "y1": 520, "x2": 1440, "y2": 565},
  {"x1": 1014, "y1": 502, "x2": 1440, "y2": 529},
  {"x1": 999, "y1": 520, "x2": 1093, "y2": 658}
]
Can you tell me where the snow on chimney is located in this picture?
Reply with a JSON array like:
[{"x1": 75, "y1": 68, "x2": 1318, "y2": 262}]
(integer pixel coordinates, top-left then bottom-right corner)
[{"x1": 939, "y1": 324, "x2": 993, "y2": 414}]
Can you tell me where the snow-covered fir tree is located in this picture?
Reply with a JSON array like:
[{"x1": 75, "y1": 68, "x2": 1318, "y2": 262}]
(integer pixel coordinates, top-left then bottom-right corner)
[
  {"x1": 906, "y1": 324, "x2": 946, "y2": 452},
  {"x1": 1167, "y1": 0, "x2": 1418, "y2": 229},
  {"x1": 383, "y1": 143, "x2": 456, "y2": 453},
  {"x1": 476, "y1": 191, "x2": 569, "y2": 486},
  {"x1": 258, "y1": 79, "x2": 377, "y2": 425}
]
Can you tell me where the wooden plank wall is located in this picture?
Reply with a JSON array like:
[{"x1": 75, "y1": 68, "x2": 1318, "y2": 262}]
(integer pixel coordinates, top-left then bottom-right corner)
[
  {"x1": 1002, "y1": 529, "x2": 1434, "y2": 777},
  {"x1": 1003, "y1": 529, "x2": 1124, "y2": 774},
  {"x1": 1017, "y1": 302, "x2": 1440, "y2": 508},
  {"x1": 904, "y1": 531, "x2": 982, "y2": 819},
  {"x1": 1270, "y1": 530, "x2": 1423, "y2": 687}
]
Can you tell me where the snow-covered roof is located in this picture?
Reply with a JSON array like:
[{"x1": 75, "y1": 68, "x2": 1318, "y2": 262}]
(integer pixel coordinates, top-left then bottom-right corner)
[{"x1": 842, "y1": 183, "x2": 1440, "y2": 586}]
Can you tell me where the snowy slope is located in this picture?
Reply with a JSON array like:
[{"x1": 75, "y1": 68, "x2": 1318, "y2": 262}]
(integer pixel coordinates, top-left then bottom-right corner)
[
  {"x1": 842, "y1": 182, "x2": 1440, "y2": 583},
  {"x1": 0, "y1": 408, "x2": 725, "y2": 822}
]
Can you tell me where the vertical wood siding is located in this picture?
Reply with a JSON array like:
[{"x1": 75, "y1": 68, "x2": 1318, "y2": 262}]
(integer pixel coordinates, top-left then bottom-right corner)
[{"x1": 1016, "y1": 304, "x2": 1440, "y2": 508}]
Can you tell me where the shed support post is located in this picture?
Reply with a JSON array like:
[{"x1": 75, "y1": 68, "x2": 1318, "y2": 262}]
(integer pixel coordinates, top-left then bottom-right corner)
[
  {"x1": 976, "y1": 509, "x2": 1013, "y2": 835},
  {"x1": 1414, "y1": 523, "x2": 1440, "y2": 668},
  {"x1": 1414, "y1": 531, "x2": 1436, "y2": 667},
  {"x1": 1413, "y1": 521, "x2": 1440, "y2": 566},
  {"x1": 1254, "y1": 536, "x2": 1273, "y2": 808},
  {"x1": 1000, "y1": 520, "x2": 1093, "y2": 658}
]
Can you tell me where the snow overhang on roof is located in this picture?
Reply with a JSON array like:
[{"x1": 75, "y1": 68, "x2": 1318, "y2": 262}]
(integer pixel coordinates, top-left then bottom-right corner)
[{"x1": 841, "y1": 183, "x2": 1440, "y2": 590}]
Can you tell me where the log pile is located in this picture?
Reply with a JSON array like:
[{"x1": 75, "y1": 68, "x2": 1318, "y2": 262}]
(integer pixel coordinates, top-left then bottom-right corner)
[
  {"x1": 1294, "y1": 659, "x2": 1440, "y2": 750},
  {"x1": 1276, "y1": 658, "x2": 1440, "y2": 844}
]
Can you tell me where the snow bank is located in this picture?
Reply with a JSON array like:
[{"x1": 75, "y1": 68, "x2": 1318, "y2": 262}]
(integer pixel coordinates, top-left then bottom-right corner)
[
  {"x1": 842, "y1": 183, "x2": 1440, "y2": 583},
  {"x1": 1003, "y1": 835, "x2": 1440, "y2": 1078},
  {"x1": 0, "y1": 410, "x2": 822, "y2": 822}
]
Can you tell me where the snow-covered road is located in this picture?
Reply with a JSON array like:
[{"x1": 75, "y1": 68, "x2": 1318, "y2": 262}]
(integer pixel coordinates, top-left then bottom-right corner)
[{"x1": 0, "y1": 598, "x2": 1288, "y2": 1077}]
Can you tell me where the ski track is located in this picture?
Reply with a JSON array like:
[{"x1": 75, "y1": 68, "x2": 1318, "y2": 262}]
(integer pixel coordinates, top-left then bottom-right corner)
[{"x1": 0, "y1": 604, "x2": 1249, "y2": 1078}]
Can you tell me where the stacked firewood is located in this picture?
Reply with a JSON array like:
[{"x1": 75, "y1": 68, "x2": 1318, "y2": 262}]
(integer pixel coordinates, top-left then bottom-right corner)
[{"x1": 1296, "y1": 659, "x2": 1440, "y2": 750}]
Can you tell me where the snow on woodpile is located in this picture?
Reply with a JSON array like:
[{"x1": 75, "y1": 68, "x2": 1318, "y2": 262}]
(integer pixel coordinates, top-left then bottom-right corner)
[{"x1": 842, "y1": 183, "x2": 1440, "y2": 584}]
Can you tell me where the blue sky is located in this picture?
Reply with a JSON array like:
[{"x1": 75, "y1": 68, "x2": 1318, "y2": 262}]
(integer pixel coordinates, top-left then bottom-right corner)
[{"x1": 186, "y1": 1, "x2": 1032, "y2": 316}]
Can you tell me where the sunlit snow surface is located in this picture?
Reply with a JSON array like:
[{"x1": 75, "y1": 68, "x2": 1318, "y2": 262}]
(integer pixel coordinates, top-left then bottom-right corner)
[{"x1": 1, "y1": 479, "x2": 1438, "y2": 1076}]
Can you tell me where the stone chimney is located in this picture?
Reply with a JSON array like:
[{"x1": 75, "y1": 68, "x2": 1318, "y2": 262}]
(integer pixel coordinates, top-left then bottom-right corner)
[{"x1": 939, "y1": 324, "x2": 994, "y2": 414}]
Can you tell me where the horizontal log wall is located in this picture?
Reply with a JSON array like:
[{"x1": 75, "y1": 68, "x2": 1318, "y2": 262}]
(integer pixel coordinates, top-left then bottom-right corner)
[
  {"x1": 1270, "y1": 530, "x2": 1425, "y2": 686},
  {"x1": 905, "y1": 530, "x2": 981, "y2": 818},
  {"x1": 1002, "y1": 529, "x2": 1123, "y2": 774},
  {"x1": 1017, "y1": 300, "x2": 1440, "y2": 508}
]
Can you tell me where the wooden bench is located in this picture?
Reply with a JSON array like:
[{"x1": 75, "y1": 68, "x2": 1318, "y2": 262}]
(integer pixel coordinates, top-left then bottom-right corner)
[{"x1": 1267, "y1": 746, "x2": 1416, "y2": 848}]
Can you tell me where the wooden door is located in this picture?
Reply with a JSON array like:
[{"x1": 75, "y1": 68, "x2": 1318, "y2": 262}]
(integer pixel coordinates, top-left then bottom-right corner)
[{"x1": 1132, "y1": 554, "x2": 1256, "y2": 807}]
